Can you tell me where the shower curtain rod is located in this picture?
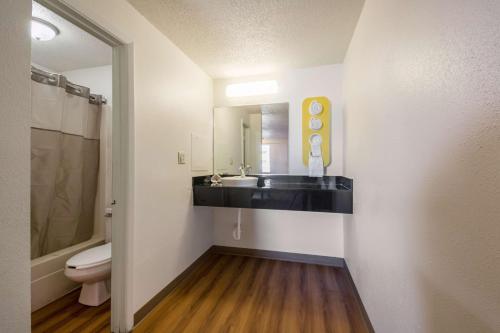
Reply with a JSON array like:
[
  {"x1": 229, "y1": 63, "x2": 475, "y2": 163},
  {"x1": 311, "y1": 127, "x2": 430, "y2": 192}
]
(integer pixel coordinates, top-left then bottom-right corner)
[{"x1": 31, "y1": 66, "x2": 107, "y2": 105}]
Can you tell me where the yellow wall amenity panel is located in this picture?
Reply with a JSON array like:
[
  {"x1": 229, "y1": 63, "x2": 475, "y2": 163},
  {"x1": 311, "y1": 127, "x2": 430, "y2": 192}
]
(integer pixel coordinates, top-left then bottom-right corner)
[{"x1": 302, "y1": 97, "x2": 330, "y2": 166}]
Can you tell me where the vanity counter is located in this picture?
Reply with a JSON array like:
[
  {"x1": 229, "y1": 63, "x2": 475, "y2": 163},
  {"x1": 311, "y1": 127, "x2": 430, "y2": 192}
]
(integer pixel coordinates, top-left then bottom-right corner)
[{"x1": 192, "y1": 175, "x2": 353, "y2": 214}]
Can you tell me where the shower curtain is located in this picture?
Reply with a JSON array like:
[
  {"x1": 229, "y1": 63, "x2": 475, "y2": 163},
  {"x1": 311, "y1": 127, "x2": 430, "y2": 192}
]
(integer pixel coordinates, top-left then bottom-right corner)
[{"x1": 31, "y1": 67, "x2": 104, "y2": 259}]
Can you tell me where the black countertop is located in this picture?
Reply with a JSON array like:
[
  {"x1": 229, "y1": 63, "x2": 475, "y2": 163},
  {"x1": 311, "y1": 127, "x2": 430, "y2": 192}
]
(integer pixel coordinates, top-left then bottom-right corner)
[{"x1": 192, "y1": 175, "x2": 353, "y2": 214}]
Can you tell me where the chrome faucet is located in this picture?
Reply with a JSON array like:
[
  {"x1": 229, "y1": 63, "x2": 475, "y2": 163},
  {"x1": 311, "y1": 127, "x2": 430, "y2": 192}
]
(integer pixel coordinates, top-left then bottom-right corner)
[{"x1": 239, "y1": 164, "x2": 252, "y2": 177}]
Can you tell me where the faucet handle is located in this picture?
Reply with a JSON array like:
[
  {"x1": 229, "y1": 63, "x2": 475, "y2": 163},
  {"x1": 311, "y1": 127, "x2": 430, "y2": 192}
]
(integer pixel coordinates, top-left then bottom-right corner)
[{"x1": 239, "y1": 163, "x2": 250, "y2": 177}]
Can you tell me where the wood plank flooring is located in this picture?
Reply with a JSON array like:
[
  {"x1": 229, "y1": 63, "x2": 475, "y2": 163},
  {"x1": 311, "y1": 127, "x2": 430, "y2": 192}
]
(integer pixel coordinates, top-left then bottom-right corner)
[
  {"x1": 134, "y1": 253, "x2": 371, "y2": 333},
  {"x1": 32, "y1": 253, "x2": 371, "y2": 333},
  {"x1": 31, "y1": 289, "x2": 110, "y2": 333}
]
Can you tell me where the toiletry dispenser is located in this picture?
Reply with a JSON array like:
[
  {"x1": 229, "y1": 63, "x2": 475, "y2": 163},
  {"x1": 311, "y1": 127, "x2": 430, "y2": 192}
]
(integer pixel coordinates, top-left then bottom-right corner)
[{"x1": 302, "y1": 97, "x2": 330, "y2": 176}]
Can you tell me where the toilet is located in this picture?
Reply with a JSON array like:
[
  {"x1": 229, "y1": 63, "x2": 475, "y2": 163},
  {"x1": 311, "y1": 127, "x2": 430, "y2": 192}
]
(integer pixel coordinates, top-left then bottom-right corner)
[{"x1": 64, "y1": 242, "x2": 111, "y2": 306}]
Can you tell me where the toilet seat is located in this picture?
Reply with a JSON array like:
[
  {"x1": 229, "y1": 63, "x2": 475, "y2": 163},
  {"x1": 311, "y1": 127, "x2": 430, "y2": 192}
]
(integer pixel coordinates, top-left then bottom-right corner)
[{"x1": 66, "y1": 243, "x2": 111, "y2": 269}]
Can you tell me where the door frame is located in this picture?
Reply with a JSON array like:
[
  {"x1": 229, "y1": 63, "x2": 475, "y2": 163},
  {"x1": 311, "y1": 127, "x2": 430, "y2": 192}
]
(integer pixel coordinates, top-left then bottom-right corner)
[{"x1": 34, "y1": 1, "x2": 134, "y2": 331}]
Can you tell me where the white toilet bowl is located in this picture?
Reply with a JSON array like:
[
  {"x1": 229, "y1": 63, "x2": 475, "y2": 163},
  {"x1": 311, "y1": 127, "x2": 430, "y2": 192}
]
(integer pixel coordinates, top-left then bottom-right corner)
[{"x1": 64, "y1": 242, "x2": 111, "y2": 306}]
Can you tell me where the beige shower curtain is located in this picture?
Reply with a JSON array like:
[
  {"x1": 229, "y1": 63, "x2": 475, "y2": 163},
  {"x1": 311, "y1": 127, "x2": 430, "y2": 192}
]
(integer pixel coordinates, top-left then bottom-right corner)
[{"x1": 31, "y1": 68, "x2": 103, "y2": 259}]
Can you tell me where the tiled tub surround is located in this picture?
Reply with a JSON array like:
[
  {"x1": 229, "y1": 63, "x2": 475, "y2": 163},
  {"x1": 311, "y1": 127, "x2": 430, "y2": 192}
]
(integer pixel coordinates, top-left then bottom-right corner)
[{"x1": 193, "y1": 175, "x2": 353, "y2": 214}]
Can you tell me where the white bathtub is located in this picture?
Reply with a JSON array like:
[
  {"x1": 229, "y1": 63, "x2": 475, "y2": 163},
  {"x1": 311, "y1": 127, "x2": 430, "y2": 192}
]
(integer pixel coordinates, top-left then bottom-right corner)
[{"x1": 31, "y1": 236, "x2": 105, "y2": 312}]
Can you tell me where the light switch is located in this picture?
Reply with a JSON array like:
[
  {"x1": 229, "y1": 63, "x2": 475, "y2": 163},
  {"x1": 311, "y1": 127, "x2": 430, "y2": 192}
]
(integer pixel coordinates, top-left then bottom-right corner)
[{"x1": 177, "y1": 151, "x2": 186, "y2": 164}]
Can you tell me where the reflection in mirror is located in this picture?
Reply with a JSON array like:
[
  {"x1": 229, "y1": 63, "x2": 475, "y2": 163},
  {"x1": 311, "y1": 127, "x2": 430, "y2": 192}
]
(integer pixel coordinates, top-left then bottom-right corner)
[{"x1": 214, "y1": 103, "x2": 289, "y2": 175}]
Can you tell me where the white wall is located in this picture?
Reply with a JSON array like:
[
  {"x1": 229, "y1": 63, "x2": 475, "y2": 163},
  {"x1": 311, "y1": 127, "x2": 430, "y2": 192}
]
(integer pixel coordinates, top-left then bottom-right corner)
[
  {"x1": 343, "y1": 0, "x2": 500, "y2": 332},
  {"x1": 63, "y1": 0, "x2": 214, "y2": 313},
  {"x1": 0, "y1": 0, "x2": 31, "y2": 331},
  {"x1": 63, "y1": 65, "x2": 113, "y2": 104},
  {"x1": 31, "y1": 62, "x2": 57, "y2": 74},
  {"x1": 213, "y1": 65, "x2": 344, "y2": 257},
  {"x1": 214, "y1": 208, "x2": 344, "y2": 257}
]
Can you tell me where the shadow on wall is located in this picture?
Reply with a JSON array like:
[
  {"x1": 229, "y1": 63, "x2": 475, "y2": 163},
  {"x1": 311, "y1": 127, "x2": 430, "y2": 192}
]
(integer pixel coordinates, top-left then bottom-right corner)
[
  {"x1": 417, "y1": 115, "x2": 500, "y2": 333},
  {"x1": 213, "y1": 207, "x2": 343, "y2": 257},
  {"x1": 214, "y1": 208, "x2": 270, "y2": 248}
]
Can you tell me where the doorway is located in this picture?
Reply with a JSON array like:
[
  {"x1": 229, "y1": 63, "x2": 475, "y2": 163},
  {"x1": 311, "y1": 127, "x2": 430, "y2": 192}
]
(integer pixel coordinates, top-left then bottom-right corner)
[{"x1": 30, "y1": 0, "x2": 133, "y2": 331}]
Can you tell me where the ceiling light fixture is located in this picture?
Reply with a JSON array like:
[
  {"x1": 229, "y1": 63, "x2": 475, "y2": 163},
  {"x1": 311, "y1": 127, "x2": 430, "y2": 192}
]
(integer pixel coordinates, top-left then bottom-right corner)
[
  {"x1": 226, "y1": 80, "x2": 279, "y2": 97},
  {"x1": 31, "y1": 17, "x2": 59, "y2": 41}
]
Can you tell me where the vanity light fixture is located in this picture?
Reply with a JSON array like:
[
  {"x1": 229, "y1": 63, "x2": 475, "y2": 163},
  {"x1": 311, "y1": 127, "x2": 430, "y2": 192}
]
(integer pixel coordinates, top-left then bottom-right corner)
[
  {"x1": 31, "y1": 17, "x2": 59, "y2": 41},
  {"x1": 225, "y1": 80, "x2": 278, "y2": 97}
]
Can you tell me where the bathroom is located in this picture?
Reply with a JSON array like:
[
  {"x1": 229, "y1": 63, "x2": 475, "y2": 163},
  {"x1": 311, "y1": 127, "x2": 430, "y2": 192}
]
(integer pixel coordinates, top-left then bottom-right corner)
[
  {"x1": 30, "y1": 1, "x2": 114, "y2": 314},
  {"x1": 1, "y1": 0, "x2": 500, "y2": 333}
]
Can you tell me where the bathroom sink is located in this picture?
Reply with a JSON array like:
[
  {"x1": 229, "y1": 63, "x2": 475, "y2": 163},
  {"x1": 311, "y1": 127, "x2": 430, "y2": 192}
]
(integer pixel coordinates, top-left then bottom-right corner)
[{"x1": 221, "y1": 176, "x2": 258, "y2": 187}]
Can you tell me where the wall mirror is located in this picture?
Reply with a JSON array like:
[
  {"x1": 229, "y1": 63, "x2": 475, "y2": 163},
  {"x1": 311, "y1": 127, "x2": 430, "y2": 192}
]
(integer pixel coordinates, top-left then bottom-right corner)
[{"x1": 214, "y1": 103, "x2": 289, "y2": 175}]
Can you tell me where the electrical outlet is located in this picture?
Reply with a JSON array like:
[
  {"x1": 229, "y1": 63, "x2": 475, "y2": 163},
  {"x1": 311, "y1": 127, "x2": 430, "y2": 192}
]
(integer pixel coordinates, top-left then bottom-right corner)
[{"x1": 177, "y1": 151, "x2": 186, "y2": 164}]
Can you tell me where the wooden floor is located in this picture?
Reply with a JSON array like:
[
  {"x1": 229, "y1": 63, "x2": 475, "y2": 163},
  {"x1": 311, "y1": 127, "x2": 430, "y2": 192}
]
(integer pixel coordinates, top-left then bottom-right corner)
[
  {"x1": 32, "y1": 253, "x2": 371, "y2": 333},
  {"x1": 134, "y1": 253, "x2": 371, "y2": 333},
  {"x1": 31, "y1": 289, "x2": 110, "y2": 333}
]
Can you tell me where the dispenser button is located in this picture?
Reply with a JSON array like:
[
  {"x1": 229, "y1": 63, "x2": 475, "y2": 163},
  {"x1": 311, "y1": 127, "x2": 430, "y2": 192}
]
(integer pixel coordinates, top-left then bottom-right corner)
[
  {"x1": 309, "y1": 101, "x2": 323, "y2": 115},
  {"x1": 309, "y1": 117, "x2": 323, "y2": 130}
]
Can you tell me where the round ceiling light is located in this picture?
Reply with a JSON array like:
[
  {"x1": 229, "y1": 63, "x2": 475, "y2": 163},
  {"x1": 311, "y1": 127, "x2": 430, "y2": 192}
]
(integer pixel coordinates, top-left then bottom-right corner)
[{"x1": 31, "y1": 17, "x2": 59, "y2": 41}]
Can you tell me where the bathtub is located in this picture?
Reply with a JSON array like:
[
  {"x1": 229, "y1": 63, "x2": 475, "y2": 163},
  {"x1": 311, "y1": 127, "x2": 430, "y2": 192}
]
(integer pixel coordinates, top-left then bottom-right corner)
[{"x1": 31, "y1": 236, "x2": 105, "y2": 312}]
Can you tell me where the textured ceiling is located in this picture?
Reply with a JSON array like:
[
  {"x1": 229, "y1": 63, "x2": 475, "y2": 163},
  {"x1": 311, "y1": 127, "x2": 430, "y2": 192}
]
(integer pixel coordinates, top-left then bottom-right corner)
[
  {"x1": 128, "y1": 0, "x2": 364, "y2": 78},
  {"x1": 32, "y1": 1, "x2": 111, "y2": 73}
]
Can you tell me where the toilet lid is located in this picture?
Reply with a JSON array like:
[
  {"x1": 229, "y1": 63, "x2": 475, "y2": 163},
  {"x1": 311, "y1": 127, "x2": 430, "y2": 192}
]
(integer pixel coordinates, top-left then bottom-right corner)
[{"x1": 66, "y1": 243, "x2": 111, "y2": 269}]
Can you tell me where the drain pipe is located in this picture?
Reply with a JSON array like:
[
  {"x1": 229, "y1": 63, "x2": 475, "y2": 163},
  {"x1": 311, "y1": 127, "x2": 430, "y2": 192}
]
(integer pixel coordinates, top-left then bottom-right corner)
[{"x1": 233, "y1": 208, "x2": 242, "y2": 240}]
